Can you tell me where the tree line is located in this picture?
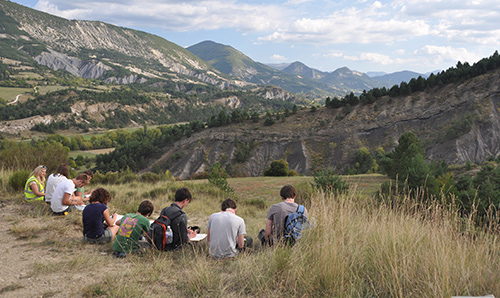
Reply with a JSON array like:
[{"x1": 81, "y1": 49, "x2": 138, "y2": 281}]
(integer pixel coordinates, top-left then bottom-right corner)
[{"x1": 325, "y1": 51, "x2": 500, "y2": 109}]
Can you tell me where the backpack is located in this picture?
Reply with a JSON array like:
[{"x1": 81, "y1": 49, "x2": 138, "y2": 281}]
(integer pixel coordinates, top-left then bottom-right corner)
[
  {"x1": 283, "y1": 205, "x2": 308, "y2": 244},
  {"x1": 147, "y1": 212, "x2": 182, "y2": 251}
]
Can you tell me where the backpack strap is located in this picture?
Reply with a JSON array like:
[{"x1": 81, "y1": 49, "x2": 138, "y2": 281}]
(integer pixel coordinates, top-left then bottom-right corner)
[
  {"x1": 296, "y1": 205, "x2": 305, "y2": 214},
  {"x1": 154, "y1": 218, "x2": 168, "y2": 250},
  {"x1": 166, "y1": 210, "x2": 184, "y2": 223}
]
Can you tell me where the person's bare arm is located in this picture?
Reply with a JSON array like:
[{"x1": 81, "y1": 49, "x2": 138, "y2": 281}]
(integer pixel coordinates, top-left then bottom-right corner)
[
  {"x1": 29, "y1": 182, "x2": 44, "y2": 196},
  {"x1": 207, "y1": 229, "x2": 211, "y2": 242},
  {"x1": 265, "y1": 219, "x2": 273, "y2": 242},
  {"x1": 103, "y1": 209, "x2": 116, "y2": 227},
  {"x1": 236, "y1": 234, "x2": 245, "y2": 248},
  {"x1": 62, "y1": 193, "x2": 84, "y2": 205}
]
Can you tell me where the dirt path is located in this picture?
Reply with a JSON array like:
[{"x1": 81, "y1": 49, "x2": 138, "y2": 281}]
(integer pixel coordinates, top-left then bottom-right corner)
[
  {"x1": 0, "y1": 199, "x2": 125, "y2": 297},
  {"x1": 7, "y1": 94, "x2": 21, "y2": 105}
]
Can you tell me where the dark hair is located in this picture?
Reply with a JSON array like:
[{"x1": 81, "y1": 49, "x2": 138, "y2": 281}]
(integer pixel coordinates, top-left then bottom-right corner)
[
  {"x1": 56, "y1": 163, "x2": 70, "y2": 178},
  {"x1": 138, "y1": 200, "x2": 154, "y2": 216},
  {"x1": 221, "y1": 198, "x2": 237, "y2": 211},
  {"x1": 280, "y1": 185, "x2": 296, "y2": 200},
  {"x1": 83, "y1": 170, "x2": 94, "y2": 178},
  {"x1": 89, "y1": 188, "x2": 110, "y2": 204},
  {"x1": 174, "y1": 187, "x2": 192, "y2": 202}
]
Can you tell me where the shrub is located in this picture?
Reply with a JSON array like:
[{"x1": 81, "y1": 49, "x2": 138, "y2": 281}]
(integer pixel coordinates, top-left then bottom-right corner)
[
  {"x1": 140, "y1": 172, "x2": 163, "y2": 183},
  {"x1": 208, "y1": 162, "x2": 234, "y2": 194},
  {"x1": 9, "y1": 170, "x2": 30, "y2": 192},
  {"x1": 92, "y1": 171, "x2": 120, "y2": 185},
  {"x1": 119, "y1": 172, "x2": 139, "y2": 184},
  {"x1": 312, "y1": 169, "x2": 349, "y2": 195},
  {"x1": 264, "y1": 159, "x2": 289, "y2": 176}
]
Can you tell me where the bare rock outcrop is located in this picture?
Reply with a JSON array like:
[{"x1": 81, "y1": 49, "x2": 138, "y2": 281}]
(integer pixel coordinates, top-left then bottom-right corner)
[{"x1": 147, "y1": 69, "x2": 500, "y2": 178}]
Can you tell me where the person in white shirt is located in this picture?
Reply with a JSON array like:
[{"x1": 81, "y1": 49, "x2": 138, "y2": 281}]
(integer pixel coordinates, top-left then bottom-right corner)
[
  {"x1": 51, "y1": 173, "x2": 90, "y2": 216},
  {"x1": 44, "y1": 163, "x2": 69, "y2": 204},
  {"x1": 207, "y1": 198, "x2": 252, "y2": 258}
]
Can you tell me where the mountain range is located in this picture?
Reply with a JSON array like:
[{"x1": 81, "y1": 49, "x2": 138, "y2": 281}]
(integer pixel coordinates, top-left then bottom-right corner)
[
  {"x1": 3, "y1": 0, "x2": 500, "y2": 179},
  {"x1": 0, "y1": 0, "x2": 428, "y2": 100}
]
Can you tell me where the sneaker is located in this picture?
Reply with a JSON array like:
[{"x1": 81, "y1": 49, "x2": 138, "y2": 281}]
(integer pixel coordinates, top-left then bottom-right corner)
[{"x1": 113, "y1": 251, "x2": 126, "y2": 258}]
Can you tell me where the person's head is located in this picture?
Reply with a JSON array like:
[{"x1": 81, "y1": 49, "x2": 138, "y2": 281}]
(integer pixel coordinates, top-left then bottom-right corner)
[
  {"x1": 280, "y1": 185, "x2": 296, "y2": 200},
  {"x1": 89, "y1": 187, "x2": 110, "y2": 205},
  {"x1": 221, "y1": 198, "x2": 237, "y2": 211},
  {"x1": 138, "y1": 200, "x2": 154, "y2": 216},
  {"x1": 74, "y1": 173, "x2": 90, "y2": 188},
  {"x1": 31, "y1": 165, "x2": 47, "y2": 182},
  {"x1": 56, "y1": 163, "x2": 70, "y2": 178},
  {"x1": 175, "y1": 187, "x2": 192, "y2": 203},
  {"x1": 83, "y1": 170, "x2": 93, "y2": 178}
]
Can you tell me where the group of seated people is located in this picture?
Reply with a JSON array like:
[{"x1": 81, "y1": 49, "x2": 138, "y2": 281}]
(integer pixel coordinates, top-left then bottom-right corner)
[{"x1": 24, "y1": 164, "x2": 308, "y2": 259}]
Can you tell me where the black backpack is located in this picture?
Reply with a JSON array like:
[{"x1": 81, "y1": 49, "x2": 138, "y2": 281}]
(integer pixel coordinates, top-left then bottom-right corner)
[{"x1": 147, "y1": 212, "x2": 182, "y2": 251}]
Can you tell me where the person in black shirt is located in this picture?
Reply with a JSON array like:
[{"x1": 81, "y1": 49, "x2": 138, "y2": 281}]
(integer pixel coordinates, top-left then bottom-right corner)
[{"x1": 159, "y1": 187, "x2": 197, "y2": 250}]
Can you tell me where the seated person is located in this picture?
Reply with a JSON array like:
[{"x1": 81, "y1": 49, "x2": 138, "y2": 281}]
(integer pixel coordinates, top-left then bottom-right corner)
[
  {"x1": 50, "y1": 173, "x2": 90, "y2": 216},
  {"x1": 82, "y1": 188, "x2": 119, "y2": 244},
  {"x1": 75, "y1": 170, "x2": 95, "y2": 198},
  {"x1": 45, "y1": 163, "x2": 69, "y2": 204},
  {"x1": 112, "y1": 200, "x2": 154, "y2": 257},
  {"x1": 258, "y1": 185, "x2": 308, "y2": 246},
  {"x1": 24, "y1": 165, "x2": 47, "y2": 201},
  {"x1": 207, "y1": 198, "x2": 251, "y2": 258},
  {"x1": 159, "y1": 187, "x2": 197, "y2": 251}
]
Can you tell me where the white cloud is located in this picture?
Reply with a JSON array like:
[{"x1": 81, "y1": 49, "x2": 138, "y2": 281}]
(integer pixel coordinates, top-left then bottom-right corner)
[
  {"x1": 285, "y1": 0, "x2": 313, "y2": 5},
  {"x1": 270, "y1": 54, "x2": 287, "y2": 62},
  {"x1": 33, "y1": 0, "x2": 288, "y2": 32},
  {"x1": 258, "y1": 3, "x2": 430, "y2": 44},
  {"x1": 344, "y1": 52, "x2": 406, "y2": 65},
  {"x1": 416, "y1": 45, "x2": 482, "y2": 65},
  {"x1": 35, "y1": 0, "x2": 91, "y2": 20},
  {"x1": 323, "y1": 51, "x2": 343, "y2": 58}
]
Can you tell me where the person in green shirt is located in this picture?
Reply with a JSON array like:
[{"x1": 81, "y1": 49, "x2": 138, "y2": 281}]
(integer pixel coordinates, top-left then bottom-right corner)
[
  {"x1": 112, "y1": 200, "x2": 154, "y2": 257},
  {"x1": 75, "y1": 170, "x2": 94, "y2": 198}
]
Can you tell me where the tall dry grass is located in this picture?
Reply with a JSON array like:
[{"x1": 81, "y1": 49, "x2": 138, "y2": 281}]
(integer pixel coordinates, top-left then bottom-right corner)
[
  {"x1": 1, "y1": 168, "x2": 499, "y2": 297},
  {"x1": 80, "y1": 187, "x2": 500, "y2": 297}
]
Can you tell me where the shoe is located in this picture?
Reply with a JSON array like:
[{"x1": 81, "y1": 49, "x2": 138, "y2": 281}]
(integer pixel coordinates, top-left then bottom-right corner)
[{"x1": 113, "y1": 251, "x2": 126, "y2": 258}]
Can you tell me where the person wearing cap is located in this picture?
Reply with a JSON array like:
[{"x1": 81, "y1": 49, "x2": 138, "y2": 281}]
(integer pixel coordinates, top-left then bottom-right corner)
[
  {"x1": 258, "y1": 185, "x2": 308, "y2": 246},
  {"x1": 159, "y1": 187, "x2": 197, "y2": 250},
  {"x1": 50, "y1": 173, "x2": 90, "y2": 216},
  {"x1": 24, "y1": 165, "x2": 47, "y2": 201},
  {"x1": 207, "y1": 198, "x2": 252, "y2": 258}
]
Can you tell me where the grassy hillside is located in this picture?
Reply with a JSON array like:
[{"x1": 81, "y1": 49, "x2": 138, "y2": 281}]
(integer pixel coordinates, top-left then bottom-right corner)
[{"x1": 0, "y1": 171, "x2": 498, "y2": 297}]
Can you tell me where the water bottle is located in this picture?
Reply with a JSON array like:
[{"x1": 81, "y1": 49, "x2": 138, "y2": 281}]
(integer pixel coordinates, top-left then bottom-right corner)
[{"x1": 165, "y1": 225, "x2": 173, "y2": 244}]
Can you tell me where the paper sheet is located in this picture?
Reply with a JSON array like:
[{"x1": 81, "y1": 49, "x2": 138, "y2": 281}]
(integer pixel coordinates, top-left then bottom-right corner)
[{"x1": 191, "y1": 233, "x2": 207, "y2": 242}]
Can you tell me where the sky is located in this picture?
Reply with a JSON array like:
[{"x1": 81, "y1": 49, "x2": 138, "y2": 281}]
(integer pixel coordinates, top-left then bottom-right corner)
[{"x1": 8, "y1": 0, "x2": 500, "y2": 74}]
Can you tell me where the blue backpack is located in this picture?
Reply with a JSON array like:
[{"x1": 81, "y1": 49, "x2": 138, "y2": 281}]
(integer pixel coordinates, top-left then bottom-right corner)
[{"x1": 283, "y1": 205, "x2": 308, "y2": 244}]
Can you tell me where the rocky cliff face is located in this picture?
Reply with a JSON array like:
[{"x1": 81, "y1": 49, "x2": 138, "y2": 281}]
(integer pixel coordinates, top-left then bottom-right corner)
[
  {"x1": 1, "y1": 1, "x2": 226, "y2": 86},
  {"x1": 34, "y1": 50, "x2": 112, "y2": 79},
  {"x1": 146, "y1": 69, "x2": 500, "y2": 178}
]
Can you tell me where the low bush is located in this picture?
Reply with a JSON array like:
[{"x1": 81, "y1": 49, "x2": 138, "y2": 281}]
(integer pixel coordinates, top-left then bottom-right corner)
[
  {"x1": 312, "y1": 169, "x2": 349, "y2": 195},
  {"x1": 140, "y1": 172, "x2": 163, "y2": 183},
  {"x1": 9, "y1": 170, "x2": 30, "y2": 192}
]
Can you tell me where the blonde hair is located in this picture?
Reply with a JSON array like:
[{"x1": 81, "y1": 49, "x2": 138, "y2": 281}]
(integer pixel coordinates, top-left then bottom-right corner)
[{"x1": 30, "y1": 165, "x2": 47, "y2": 184}]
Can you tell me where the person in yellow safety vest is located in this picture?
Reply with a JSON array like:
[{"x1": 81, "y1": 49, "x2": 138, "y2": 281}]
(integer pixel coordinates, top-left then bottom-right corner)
[{"x1": 24, "y1": 165, "x2": 47, "y2": 201}]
